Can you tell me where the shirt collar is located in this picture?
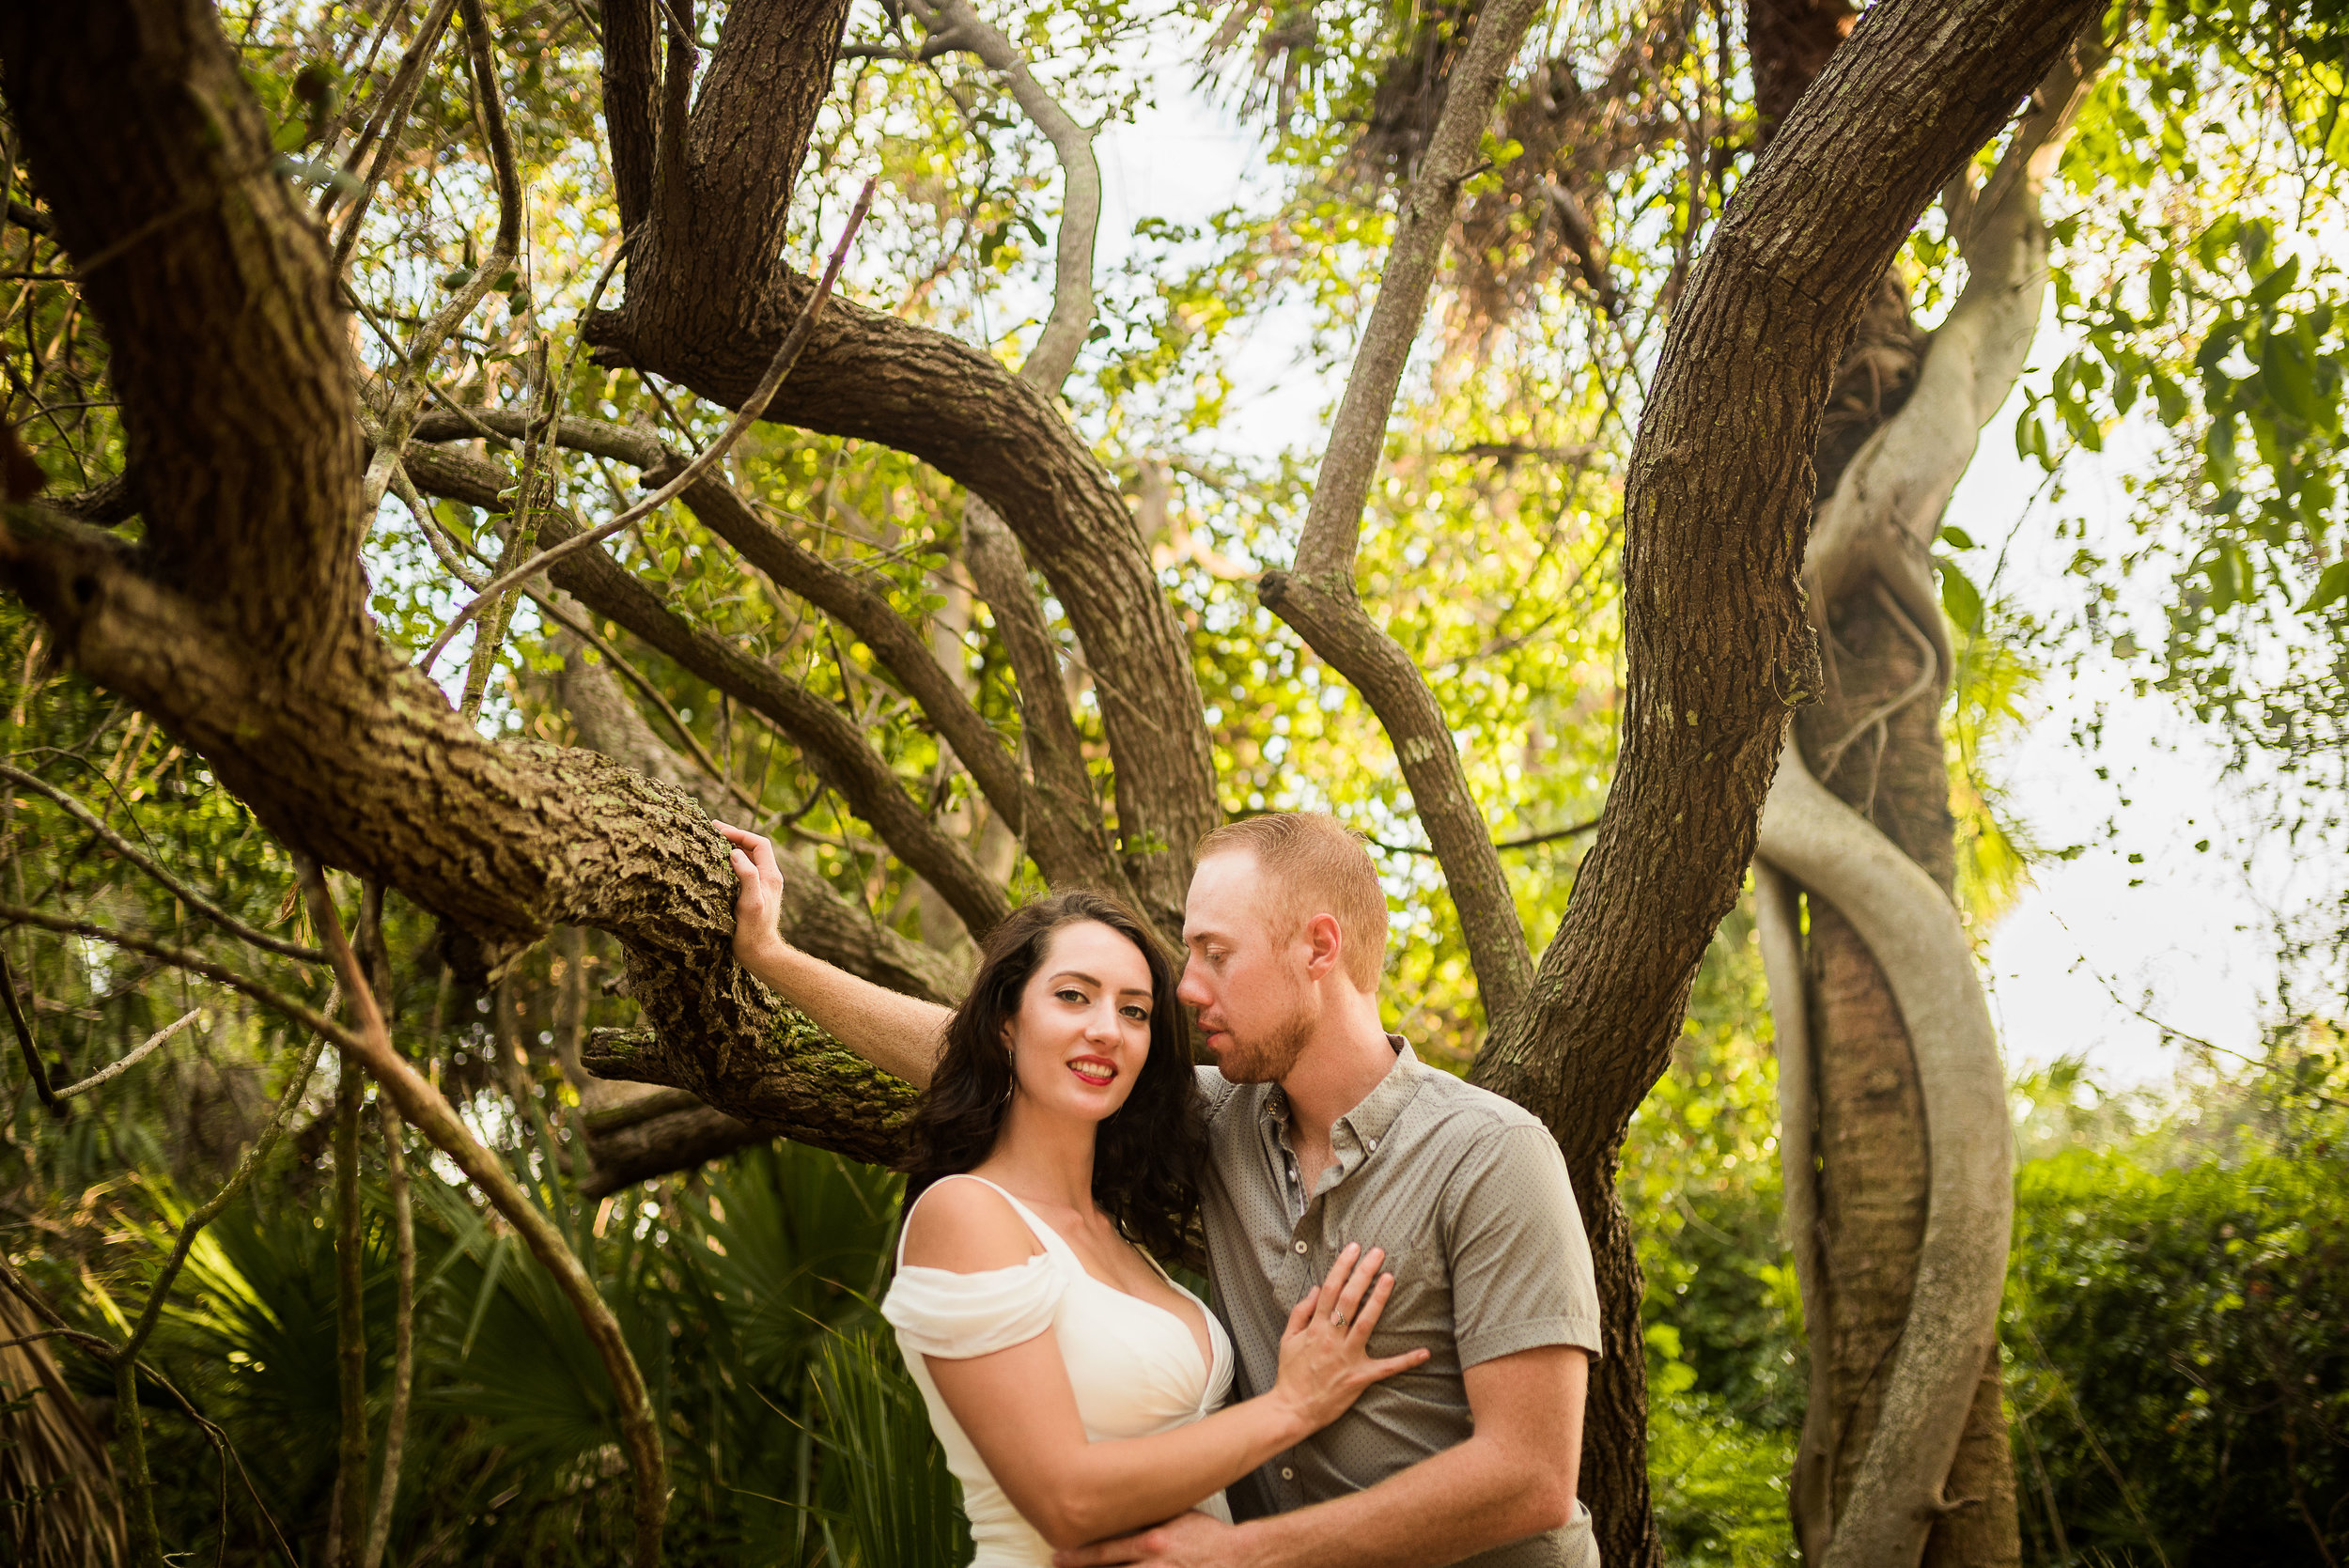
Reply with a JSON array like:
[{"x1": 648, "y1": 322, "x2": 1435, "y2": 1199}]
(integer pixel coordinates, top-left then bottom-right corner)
[
  {"x1": 1335, "y1": 1034, "x2": 1423, "y2": 1151},
  {"x1": 1258, "y1": 1032, "x2": 1423, "y2": 1149}
]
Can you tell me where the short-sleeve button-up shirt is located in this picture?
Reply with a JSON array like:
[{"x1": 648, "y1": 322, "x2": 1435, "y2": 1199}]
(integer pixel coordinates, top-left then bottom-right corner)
[{"x1": 1195, "y1": 1036, "x2": 1604, "y2": 1567}]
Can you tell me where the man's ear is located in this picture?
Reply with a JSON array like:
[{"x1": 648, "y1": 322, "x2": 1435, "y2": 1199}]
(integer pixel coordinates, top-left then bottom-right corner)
[{"x1": 1300, "y1": 911, "x2": 1345, "y2": 983}]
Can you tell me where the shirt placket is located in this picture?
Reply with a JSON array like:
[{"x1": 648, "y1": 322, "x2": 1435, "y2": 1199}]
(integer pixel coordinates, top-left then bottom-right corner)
[{"x1": 1268, "y1": 1111, "x2": 1371, "y2": 1504}]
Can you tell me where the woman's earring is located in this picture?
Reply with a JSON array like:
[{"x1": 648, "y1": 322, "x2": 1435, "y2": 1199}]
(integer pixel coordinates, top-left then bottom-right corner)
[{"x1": 1002, "y1": 1048, "x2": 1017, "y2": 1105}]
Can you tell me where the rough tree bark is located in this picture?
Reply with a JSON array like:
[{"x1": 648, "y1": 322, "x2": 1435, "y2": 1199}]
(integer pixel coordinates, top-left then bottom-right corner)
[
  {"x1": 1748, "y1": 15, "x2": 2103, "y2": 1564},
  {"x1": 1467, "y1": 5, "x2": 2098, "y2": 1563}
]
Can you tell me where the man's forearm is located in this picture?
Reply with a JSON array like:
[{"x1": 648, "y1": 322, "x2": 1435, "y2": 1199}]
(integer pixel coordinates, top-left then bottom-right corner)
[
  {"x1": 743, "y1": 941, "x2": 951, "y2": 1088},
  {"x1": 1227, "y1": 1436, "x2": 1575, "y2": 1568}
]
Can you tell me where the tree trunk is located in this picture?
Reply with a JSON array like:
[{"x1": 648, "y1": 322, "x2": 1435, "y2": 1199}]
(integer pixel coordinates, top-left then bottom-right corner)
[
  {"x1": 1793, "y1": 587, "x2": 2019, "y2": 1567},
  {"x1": 1752, "y1": 23, "x2": 2105, "y2": 1562}
]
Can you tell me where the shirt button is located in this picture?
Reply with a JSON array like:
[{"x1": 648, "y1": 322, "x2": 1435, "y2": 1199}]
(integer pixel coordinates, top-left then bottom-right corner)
[
  {"x1": 1293, "y1": 1240, "x2": 1308, "y2": 1254},
  {"x1": 1367, "y1": 1138, "x2": 1378, "y2": 1151},
  {"x1": 1280, "y1": 1467, "x2": 1295, "y2": 1481}
]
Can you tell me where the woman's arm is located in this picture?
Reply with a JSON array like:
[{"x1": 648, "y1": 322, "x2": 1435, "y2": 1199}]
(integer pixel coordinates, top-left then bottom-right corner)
[
  {"x1": 718, "y1": 822, "x2": 950, "y2": 1088},
  {"x1": 906, "y1": 1183, "x2": 1425, "y2": 1549}
]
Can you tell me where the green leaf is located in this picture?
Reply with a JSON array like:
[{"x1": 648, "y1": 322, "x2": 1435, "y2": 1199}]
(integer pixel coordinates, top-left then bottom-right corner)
[
  {"x1": 441, "y1": 267, "x2": 476, "y2": 290},
  {"x1": 1940, "y1": 525, "x2": 1978, "y2": 551},
  {"x1": 2300, "y1": 560, "x2": 2349, "y2": 614},
  {"x1": 2247, "y1": 256, "x2": 2301, "y2": 311},
  {"x1": 1941, "y1": 562, "x2": 1985, "y2": 634},
  {"x1": 2204, "y1": 416, "x2": 2239, "y2": 490},
  {"x1": 2150, "y1": 254, "x2": 2174, "y2": 321},
  {"x1": 2153, "y1": 372, "x2": 2190, "y2": 427},
  {"x1": 2260, "y1": 332, "x2": 2321, "y2": 426}
]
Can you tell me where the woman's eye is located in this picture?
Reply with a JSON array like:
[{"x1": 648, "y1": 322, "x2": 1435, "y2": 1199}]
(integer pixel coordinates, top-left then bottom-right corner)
[
  {"x1": 1057, "y1": 987, "x2": 1087, "y2": 1004},
  {"x1": 1121, "y1": 1005, "x2": 1150, "y2": 1021}
]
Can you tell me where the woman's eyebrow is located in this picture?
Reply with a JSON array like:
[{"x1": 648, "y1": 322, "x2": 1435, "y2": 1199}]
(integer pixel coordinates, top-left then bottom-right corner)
[{"x1": 1048, "y1": 969, "x2": 1152, "y2": 1000}]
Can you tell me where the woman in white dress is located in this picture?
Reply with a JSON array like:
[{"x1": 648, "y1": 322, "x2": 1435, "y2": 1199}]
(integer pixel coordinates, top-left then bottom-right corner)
[{"x1": 718, "y1": 843, "x2": 1424, "y2": 1568}]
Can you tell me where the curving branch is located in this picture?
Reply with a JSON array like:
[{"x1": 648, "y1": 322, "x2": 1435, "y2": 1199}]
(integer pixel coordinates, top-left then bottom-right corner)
[
  {"x1": 894, "y1": 0, "x2": 1135, "y2": 913},
  {"x1": 1801, "y1": 39, "x2": 2101, "y2": 685},
  {"x1": 1749, "y1": 33, "x2": 2106, "y2": 1566},
  {"x1": 1461, "y1": 4, "x2": 2102, "y2": 1560},
  {"x1": 403, "y1": 433, "x2": 1014, "y2": 937},
  {"x1": 906, "y1": 0, "x2": 1098, "y2": 388},
  {"x1": 1260, "y1": 0, "x2": 1548, "y2": 1024},
  {"x1": 1754, "y1": 744, "x2": 2012, "y2": 1567},
  {"x1": 584, "y1": 0, "x2": 1221, "y2": 928}
]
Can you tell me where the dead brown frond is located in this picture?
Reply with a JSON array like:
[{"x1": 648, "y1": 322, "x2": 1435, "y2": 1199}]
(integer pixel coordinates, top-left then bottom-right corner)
[
  {"x1": 1450, "y1": 5, "x2": 1700, "y2": 340},
  {"x1": 0, "y1": 1290, "x2": 126, "y2": 1568}
]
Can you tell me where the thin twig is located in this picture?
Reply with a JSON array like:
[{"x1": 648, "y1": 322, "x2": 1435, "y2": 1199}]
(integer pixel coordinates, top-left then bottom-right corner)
[
  {"x1": 0, "y1": 762, "x2": 325, "y2": 961},
  {"x1": 0, "y1": 904, "x2": 349, "y2": 1043},
  {"x1": 361, "y1": 1094, "x2": 415, "y2": 1568},
  {"x1": 118, "y1": 1005, "x2": 334, "y2": 1367},
  {"x1": 297, "y1": 862, "x2": 668, "y2": 1566},
  {"x1": 53, "y1": 1007, "x2": 204, "y2": 1101},
  {"x1": 357, "y1": 0, "x2": 521, "y2": 518},
  {"x1": 328, "y1": 0, "x2": 461, "y2": 272},
  {"x1": 419, "y1": 177, "x2": 878, "y2": 674},
  {"x1": 0, "y1": 943, "x2": 58, "y2": 1115}
]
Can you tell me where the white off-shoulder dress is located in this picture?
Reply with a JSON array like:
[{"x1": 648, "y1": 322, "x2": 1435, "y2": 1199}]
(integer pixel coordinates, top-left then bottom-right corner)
[{"x1": 880, "y1": 1174, "x2": 1237, "y2": 1568}]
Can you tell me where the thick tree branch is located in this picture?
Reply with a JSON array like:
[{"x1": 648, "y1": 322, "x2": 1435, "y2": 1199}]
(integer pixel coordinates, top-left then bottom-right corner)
[
  {"x1": 603, "y1": 0, "x2": 661, "y2": 231},
  {"x1": 1461, "y1": 5, "x2": 2097, "y2": 1562},
  {"x1": 1750, "y1": 36, "x2": 2103, "y2": 1564},
  {"x1": 0, "y1": 0, "x2": 366, "y2": 649},
  {"x1": 586, "y1": 0, "x2": 1219, "y2": 928},
  {"x1": 1263, "y1": 0, "x2": 1547, "y2": 1023},
  {"x1": 1473, "y1": 0, "x2": 2095, "y2": 1195}
]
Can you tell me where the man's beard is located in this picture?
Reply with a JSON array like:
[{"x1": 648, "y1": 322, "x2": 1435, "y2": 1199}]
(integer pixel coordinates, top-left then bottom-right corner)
[{"x1": 1212, "y1": 999, "x2": 1314, "y2": 1084}]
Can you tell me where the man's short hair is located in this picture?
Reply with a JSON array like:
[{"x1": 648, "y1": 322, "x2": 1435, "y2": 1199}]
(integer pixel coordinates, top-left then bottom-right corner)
[{"x1": 1194, "y1": 812, "x2": 1389, "y2": 989}]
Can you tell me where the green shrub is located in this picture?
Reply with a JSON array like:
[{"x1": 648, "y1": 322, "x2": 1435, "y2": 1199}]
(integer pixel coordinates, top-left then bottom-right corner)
[{"x1": 2005, "y1": 1137, "x2": 2349, "y2": 1567}]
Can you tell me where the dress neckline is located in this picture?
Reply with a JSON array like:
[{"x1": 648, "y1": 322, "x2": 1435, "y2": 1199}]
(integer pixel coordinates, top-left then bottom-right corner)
[{"x1": 913, "y1": 1174, "x2": 1221, "y2": 1383}]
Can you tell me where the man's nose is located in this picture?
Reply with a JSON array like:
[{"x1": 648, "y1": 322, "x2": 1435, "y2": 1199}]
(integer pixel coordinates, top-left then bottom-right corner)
[{"x1": 1176, "y1": 958, "x2": 1209, "y2": 1007}]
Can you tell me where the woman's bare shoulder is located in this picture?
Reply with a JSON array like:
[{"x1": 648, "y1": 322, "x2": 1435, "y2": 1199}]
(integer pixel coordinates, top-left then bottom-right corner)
[{"x1": 901, "y1": 1176, "x2": 1047, "y2": 1275}]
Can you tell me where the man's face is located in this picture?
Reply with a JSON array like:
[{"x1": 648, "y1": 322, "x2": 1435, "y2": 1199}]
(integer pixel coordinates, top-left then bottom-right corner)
[{"x1": 1178, "y1": 849, "x2": 1315, "y2": 1083}]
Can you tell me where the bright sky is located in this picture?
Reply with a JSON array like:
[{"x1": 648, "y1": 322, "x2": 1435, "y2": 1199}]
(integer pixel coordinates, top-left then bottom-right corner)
[{"x1": 1090, "y1": 88, "x2": 2319, "y2": 1091}]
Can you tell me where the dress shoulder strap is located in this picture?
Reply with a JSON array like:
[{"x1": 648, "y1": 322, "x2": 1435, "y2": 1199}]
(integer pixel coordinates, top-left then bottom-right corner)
[{"x1": 897, "y1": 1172, "x2": 1069, "y2": 1266}]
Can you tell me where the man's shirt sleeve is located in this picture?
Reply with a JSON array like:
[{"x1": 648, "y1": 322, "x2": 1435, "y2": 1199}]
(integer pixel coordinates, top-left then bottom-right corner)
[{"x1": 1443, "y1": 1122, "x2": 1605, "y2": 1367}]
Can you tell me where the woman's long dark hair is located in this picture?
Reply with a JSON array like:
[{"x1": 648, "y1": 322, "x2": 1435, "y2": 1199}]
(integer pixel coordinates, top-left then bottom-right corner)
[{"x1": 901, "y1": 890, "x2": 1203, "y2": 1263}]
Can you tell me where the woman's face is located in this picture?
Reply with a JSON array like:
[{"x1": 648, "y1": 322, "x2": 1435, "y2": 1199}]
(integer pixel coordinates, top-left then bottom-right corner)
[{"x1": 1003, "y1": 920, "x2": 1159, "y2": 1124}]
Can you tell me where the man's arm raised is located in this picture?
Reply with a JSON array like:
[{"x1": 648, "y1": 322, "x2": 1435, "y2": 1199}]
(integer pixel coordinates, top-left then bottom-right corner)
[{"x1": 719, "y1": 823, "x2": 954, "y2": 1088}]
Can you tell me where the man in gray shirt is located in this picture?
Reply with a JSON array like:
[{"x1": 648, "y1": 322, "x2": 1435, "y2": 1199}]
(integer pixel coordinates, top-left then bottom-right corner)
[{"x1": 725, "y1": 811, "x2": 1601, "y2": 1567}]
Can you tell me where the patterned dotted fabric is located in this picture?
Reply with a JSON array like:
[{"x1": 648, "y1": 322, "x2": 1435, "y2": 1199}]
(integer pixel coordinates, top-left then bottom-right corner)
[{"x1": 1195, "y1": 1037, "x2": 1603, "y2": 1568}]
